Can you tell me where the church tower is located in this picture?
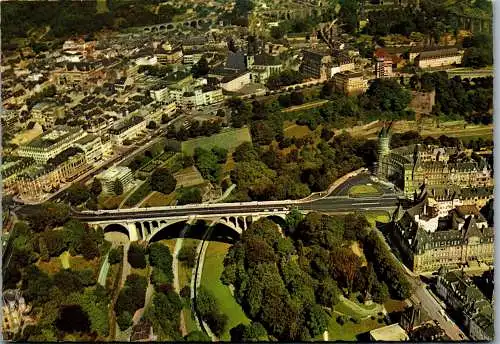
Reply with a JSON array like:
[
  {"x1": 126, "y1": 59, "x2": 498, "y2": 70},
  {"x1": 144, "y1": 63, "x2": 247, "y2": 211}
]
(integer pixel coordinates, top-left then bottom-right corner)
[{"x1": 377, "y1": 122, "x2": 392, "y2": 178}]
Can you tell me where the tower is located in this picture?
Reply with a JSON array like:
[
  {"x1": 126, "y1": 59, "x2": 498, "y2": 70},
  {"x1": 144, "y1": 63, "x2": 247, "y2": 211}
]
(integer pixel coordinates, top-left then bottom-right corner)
[{"x1": 377, "y1": 122, "x2": 392, "y2": 178}]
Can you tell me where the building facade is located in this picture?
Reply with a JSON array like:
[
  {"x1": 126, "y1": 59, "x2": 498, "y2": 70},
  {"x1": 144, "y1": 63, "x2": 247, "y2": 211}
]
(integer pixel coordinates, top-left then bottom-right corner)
[
  {"x1": 96, "y1": 166, "x2": 134, "y2": 195},
  {"x1": 391, "y1": 194, "x2": 494, "y2": 273},
  {"x1": 436, "y1": 268, "x2": 493, "y2": 340},
  {"x1": 415, "y1": 48, "x2": 463, "y2": 69},
  {"x1": 16, "y1": 126, "x2": 87, "y2": 164},
  {"x1": 377, "y1": 127, "x2": 493, "y2": 196},
  {"x1": 333, "y1": 71, "x2": 368, "y2": 95}
]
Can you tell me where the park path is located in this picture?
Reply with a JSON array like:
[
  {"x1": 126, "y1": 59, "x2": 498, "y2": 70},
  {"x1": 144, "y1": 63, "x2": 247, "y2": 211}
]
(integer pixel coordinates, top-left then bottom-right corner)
[
  {"x1": 337, "y1": 295, "x2": 385, "y2": 319},
  {"x1": 97, "y1": 252, "x2": 110, "y2": 286},
  {"x1": 173, "y1": 222, "x2": 193, "y2": 336}
]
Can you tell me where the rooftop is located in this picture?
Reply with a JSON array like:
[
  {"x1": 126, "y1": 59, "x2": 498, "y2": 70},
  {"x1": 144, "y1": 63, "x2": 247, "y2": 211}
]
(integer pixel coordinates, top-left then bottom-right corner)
[
  {"x1": 370, "y1": 324, "x2": 409, "y2": 341},
  {"x1": 97, "y1": 166, "x2": 132, "y2": 181}
]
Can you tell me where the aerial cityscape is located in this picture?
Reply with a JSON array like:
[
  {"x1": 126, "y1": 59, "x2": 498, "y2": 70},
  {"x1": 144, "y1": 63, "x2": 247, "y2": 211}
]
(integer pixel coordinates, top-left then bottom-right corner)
[{"x1": 1, "y1": 0, "x2": 494, "y2": 342}]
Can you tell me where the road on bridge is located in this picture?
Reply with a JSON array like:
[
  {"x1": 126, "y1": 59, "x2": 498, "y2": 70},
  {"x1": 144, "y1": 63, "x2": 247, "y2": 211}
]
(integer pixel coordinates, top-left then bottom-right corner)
[{"x1": 71, "y1": 194, "x2": 400, "y2": 222}]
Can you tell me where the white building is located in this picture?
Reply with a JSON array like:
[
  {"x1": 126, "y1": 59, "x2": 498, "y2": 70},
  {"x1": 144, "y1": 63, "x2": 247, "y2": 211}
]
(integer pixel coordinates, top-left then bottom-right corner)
[
  {"x1": 16, "y1": 126, "x2": 87, "y2": 164},
  {"x1": 96, "y1": 166, "x2": 134, "y2": 195},
  {"x1": 74, "y1": 134, "x2": 103, "y2": 164},
  {"x1": 221, "y1": 71, "x2": 252, "y2": 92},
  {"x1": 109, "y1": 116, "x2": 147, "y2": 145}
]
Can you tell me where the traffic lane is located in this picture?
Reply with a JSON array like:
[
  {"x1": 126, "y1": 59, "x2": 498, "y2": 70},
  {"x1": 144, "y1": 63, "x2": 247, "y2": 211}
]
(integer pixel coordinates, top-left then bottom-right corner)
[
  {"x1": 414, "y1": 286, "x2": 467, "y2": 341},
  {"x1": 75, "y1": 195, "x2": 399, "y2": 216},
  {"x1": 73, "y1": 201, "x2": 399, "y2": 222}
]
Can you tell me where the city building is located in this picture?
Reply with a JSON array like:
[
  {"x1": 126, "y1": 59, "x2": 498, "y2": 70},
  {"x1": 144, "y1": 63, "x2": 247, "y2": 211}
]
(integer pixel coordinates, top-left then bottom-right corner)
[
  {"x1": 16, "y1": 126, "x2": 87, "y2": 164},
  {"x1": 374, "y1": 56, "x2": 393, "y2": 78},
  {"x1": 74, "y1": 134, "x2": 103, "y2": 164},
  {"x1": 376, "y1": 125, "x2": 493, "y2": 196},
  {"x1": 247, "y1": 53, "x2": 283, "y2": 83},
  {"x1": 299, "y1": 50, "x2": 331, "y2": 80},
  {"x1": 154, "y1": 41, "x2": 183, "y2": 65},
  {"x1": 414, "y1": 48, "x2": 463, "y2": 69},
  {"x1": 17, "y1": 153, "x2": 90, "y2": 200},
  {"x1": 333, "y1": 71, "x2": 368, "y2": 95},
  {"x1": 220, "y1": 71, "x2": 252, "y2": 92},
  {"x1": 436, "y1": 268, "x2": 494, "y2": 340},
  {"x1": 109, "y1": 116, "x2": 147, "y2": 145},
  {"x1": 369, "y1": 324, "x2": 409, "y2": 341},
  {"x1": 30, "y1": 101, "x2": 64, "y2": 128},
  {"x1": 96, "y1": 166, "x2": 134, "y2": 195},
  {"x1": 391, "y1": 192, "x2": 494, "y2": 273}
]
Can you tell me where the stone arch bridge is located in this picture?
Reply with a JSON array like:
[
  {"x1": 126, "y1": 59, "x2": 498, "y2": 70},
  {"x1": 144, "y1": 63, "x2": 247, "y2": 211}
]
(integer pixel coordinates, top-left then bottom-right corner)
[{"x1": 80, "y1": 206, "x2": 290, "y2": 242}]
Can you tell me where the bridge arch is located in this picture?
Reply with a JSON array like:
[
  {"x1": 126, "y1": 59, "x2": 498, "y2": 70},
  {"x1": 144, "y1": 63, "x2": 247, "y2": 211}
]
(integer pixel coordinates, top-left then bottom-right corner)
[
  {"x1": 103, "y1": 223, "x2": 130, "y2": 239},
  {"x1": 148, "y1": 218, "x2": 190, "y2": 242}
]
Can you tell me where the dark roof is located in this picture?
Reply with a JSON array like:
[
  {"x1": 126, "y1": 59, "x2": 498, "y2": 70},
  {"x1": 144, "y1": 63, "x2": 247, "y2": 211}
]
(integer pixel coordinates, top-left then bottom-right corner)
[
  {"x1": 226, "y1": 51, "x2": 246, "y2": 71},
  {"x1": 418, "y1": 48, "x2": 461, "y2": 60},
  {"x1": 254, "y1": 53, "x2": 280, "y2": 66}
]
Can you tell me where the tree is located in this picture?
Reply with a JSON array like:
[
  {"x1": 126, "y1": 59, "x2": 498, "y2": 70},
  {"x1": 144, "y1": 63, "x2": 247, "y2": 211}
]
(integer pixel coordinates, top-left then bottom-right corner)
[
  {"x1": 53, "y1": 269, "x2": 85, "y2": 294},
  {"x1": 90, "y1": 178, "x2": 102, "y2": 197},
  {"x1": 148, "y1": 242, "x2": 174, "y2": 285},
  {"x1": 191, "y1": 57, "x2": 209, "y2": 78},
  {"x1": 182, "y1": 155, "x2": 194, "y2": 168},
  {"x1": 65, "y1": 183, "x2": 91, "y2": 205},
  {"x1": 316, "y1": 278, "x2": 340, "y2": 308},
  {"x1": 233, "y1": 142, "x2": 259, "y2": 162},
  {"x1": 114, "y1": 179, "x2": 124, "y2": 195},
  {"x1": 372, "y1": 280, "x2": 390, "y2": 304},
  {"x1": 117, "y1": 311, "x2": 133, "y2": 331},
  {"x1": 290, "y1": 91, "x2": 305, "y2": 105},
  {"x1": 363, "y1": 79, "x2": 412, "y2": 115},
  {"x1": 151, "y1": 168, "x2": 177, "y2": 194},
  {"x1": 177, "y1": 187, "x2": 202, "y2": 205},
  {"x1": 177, "y1": 244, "x2": 197, "y2": 268},
  {"x1": 27, "y1": 202, "x2": 71, "y2": 232},
  {"x1": 285, "y1": 208, "x2": 304, "y2": 233},
  {"x1": 86, "y1": 197, "x2": 98, "y2": 210},
  {"x1": 306, "y1": 304, "x2": 328, "y2": 337},
  {"x1": 108, "y1": 246, "x2": 123, "y2": 265},
  {"x1": 147, "y1": 120, "x2": 157, "y2": 129},
  {"x1": 329, "y1": 247, "x2": 362, "y2": 294},
  {"x1": 128, "y1": 242, "x2": 147, "y2": 269}
]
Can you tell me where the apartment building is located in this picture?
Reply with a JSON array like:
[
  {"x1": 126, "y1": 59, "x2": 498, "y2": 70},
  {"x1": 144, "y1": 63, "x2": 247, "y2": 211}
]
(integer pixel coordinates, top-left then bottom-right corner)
[
  {"x1": 16, "y1": 126, "x2": 87, "y2": 164},
  {"x1": 333, "y1": 71, "x2": 368, "y2": 95}
]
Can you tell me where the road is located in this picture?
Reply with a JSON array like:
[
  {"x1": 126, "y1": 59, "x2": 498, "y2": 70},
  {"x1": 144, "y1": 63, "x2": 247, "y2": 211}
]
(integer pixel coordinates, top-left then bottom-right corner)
[
  {"x1": 373, "y1": 229, "x2": 468, "y2": 341},
  {"x1": 72, "y1": 194, "x2": 400, "y2": 222}
]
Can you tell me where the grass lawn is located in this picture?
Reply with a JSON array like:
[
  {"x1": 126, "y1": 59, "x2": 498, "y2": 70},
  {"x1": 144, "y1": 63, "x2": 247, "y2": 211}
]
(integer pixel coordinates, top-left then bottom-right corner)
[
  {"x1": 184, "y1": 307, "x2": 198, "y2": 333},
  {"x1": 348, "y1": 184, "x2": 383, "y2": 197},
  {"x1": 364, "y1": 211, "x2": 391, "y2": 227},
  {"x1": 38, "y1": 255, "x2": 100, "y2": 275},
  {"x1": 283, "y1": 122, "x2": 313, "y2": 138},
  {"x1": 70, "y1": 256, "x2": 100, "y2": 274},
  {"x1": 174, "y1": 166, "x2": 205, "y2": 189},
  {"x1": 142, "y1": 191, "x2": 177, "y2": 207},
  {"x1": 384, "y1": 298, "x2": 408, "y2": 313},
  {"x1": 37, "y1": 257, "x2": 63, "y2": 275},
  {"x1": 98, "y1": 193, "x2": 127, "y2": 210},
  {"x1": 327, "y1": 313, "x2": 386, "y2": 341},
  {"x1": 181, "y1": 128, "x2": 252, "y2": 155},
  {"x1": 201, "y1": 241, "x2": 250, "y2": 340},
  {"x1": 130, "y1": 266, "x2": 150, "y2": 278}
]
